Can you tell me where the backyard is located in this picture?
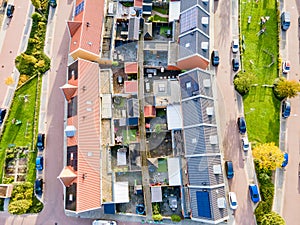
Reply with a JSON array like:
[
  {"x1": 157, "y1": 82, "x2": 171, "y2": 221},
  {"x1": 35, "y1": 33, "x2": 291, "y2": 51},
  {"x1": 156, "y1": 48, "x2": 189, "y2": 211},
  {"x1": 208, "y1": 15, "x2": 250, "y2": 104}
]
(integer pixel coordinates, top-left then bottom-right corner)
[{"x1": 240, "y1": 0, "x2": 280, "y2": 145}]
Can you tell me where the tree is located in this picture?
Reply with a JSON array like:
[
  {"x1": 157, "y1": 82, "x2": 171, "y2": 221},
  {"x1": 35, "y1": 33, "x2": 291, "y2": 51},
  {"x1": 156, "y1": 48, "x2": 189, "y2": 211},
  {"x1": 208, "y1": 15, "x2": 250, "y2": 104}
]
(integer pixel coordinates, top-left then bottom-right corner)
[
  {"x1": 274, "y1": 77, "x2": 300, "y2": 99},
  {"x1": 252, "y1": 142, "x2": 284, "y2": 170},
  {"x1": 234, "y1": 72, "x2": 256, "y2": 95},
  {"x1": 261, "y1": 211, "x2": 285, "y2": 225}
]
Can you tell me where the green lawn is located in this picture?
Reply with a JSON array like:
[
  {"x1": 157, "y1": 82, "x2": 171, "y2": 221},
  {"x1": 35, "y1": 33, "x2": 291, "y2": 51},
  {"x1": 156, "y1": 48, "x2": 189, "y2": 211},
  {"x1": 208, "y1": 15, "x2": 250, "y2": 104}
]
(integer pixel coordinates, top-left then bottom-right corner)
[
  {"x1": 153, "y1": 15, "x2": 168, "y2": 22},
  {"x1": 153, "y1": 6, "x2": 169, "y2": 15},
  {"x1": 0, "y1": 77, "x2": 41, "y2": 183},
  {"x1": 240, "y1": 0, "x2": 280, "y2": 145},
  {"x1": 157, "y1": 158, "x2": 167, "y2": 173}
]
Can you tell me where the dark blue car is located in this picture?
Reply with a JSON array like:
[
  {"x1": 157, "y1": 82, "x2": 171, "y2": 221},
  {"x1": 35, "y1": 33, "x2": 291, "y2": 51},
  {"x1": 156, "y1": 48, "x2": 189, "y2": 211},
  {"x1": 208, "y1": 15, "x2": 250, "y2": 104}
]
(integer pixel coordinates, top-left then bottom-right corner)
[
  {"x1": 225, "y1": 161, "x2": 234, "y2": 179},
  {"x1": 35, "y1": 178, "x2": 43, "y2": 195},
  {"x1": 237, "y1": 117, "x2": 247, "y2": 134},
  {"x1": 249, "y1": 184, "x2": 260, "y2": 203},
  {"x1": 281, "y1": 153, "x2": 288, "y2": 167},
  {"x1": 36, "y1": 156, "x2": 44, "y2": 171},
  {"x1": 282, "y1": 100, "x2": 291, "y2": 118}
]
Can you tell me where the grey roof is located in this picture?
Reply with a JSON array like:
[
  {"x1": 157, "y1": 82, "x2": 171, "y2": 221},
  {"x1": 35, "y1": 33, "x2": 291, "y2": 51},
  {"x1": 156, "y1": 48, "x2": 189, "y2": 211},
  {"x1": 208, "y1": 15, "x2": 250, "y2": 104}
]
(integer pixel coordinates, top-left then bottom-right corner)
[
  {"x1": 128, "y1": 17, "x2": 140, "y2": 41},
  {"x1": 179, "y1": 69, "x2": 213, "y2": 99},
  {"x1": 184, "y1": 126, "x2": 219, "y2": 155},
  {"x1": 178, "y1": 30, "x2": 209, "y2": 60},
  {"x1": 180, "y1": 6, "x2": 209, "y2": 35},
  {"x1": 187, "y1": 155, "x2": 223, "y2": 186},
  {"x1": 182, "y1": 98, "x2": 215, "y2": 126},
  {"x1": 189, "y1": 187, "x2": 228, "y2": 221},
  {"x1": 179, "y1": 67, "x2": 228, "y2": 223},
  {"x1": 180, "y1": 0, "x2": 209, "y2": 12}
]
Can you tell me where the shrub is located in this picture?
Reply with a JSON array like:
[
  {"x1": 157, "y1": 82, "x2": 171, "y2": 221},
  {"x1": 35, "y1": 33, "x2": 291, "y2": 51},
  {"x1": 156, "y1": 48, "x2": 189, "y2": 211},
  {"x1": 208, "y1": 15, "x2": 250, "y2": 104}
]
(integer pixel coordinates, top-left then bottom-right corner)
[
  {"x1": 171, "y1": 214, "x2": 181, "y2": 222},
  {"x1": 260, "y1": 183, "x2": 274, "y2": 203},
  {"x1": 8, "y1": 199, "x2": 32, "y2": 215},
  {"x1": 255, "y1": 201, "x2": 271, "y2": 223},
  {"x1": 234, "y1": 72, "x2": 256, "y2": 95},
  {"x1": 152, "y1": 202, "x2": 160, "y2": 215},
  {"x1": 152, "y1": 214, "x2": 163, "y2": 221}
]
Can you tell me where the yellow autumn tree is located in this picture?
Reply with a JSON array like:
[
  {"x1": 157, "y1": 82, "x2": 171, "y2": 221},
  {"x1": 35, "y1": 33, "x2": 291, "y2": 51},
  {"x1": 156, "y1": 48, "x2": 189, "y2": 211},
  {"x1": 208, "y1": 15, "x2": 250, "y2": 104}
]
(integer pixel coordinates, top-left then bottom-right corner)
[{"x1": 252, "y1": 142, "x2": 284, "y2": 170}]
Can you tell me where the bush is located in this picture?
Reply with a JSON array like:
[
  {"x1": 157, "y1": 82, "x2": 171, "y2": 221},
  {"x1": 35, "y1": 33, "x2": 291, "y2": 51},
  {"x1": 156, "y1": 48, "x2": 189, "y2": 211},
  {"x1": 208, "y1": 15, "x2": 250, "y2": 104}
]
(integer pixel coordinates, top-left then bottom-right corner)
[
  {"x1": 152, "y1": 202, "x2": 160, "y2": 215},
  {"x1": 152, "y1": 214, "x2": 163, "y2": 221},
  {"x1": 171, "y1": 214, "x2": 181, "y2": 222},
  {"x1": 260, "y1": 183, "x2": 274, "y2": 203},
  {"x1": 255, "y1": 201, "x2": 271, "y2": 223},
  {"x1": 8, "y1": 199, "x2": 32, "y2": 215}
]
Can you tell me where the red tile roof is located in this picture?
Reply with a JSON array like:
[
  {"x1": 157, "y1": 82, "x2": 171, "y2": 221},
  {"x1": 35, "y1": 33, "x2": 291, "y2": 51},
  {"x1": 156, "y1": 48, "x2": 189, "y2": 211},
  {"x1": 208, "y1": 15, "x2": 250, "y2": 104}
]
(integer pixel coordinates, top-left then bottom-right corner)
[
  {"x1": 144, "y1": 105, "x2": 156, "y2": 117},
  {"x1": 124, "y1": 81, "x2": 138, "y2": 94},
  {"x1": 134, "y1": 0, "x2": 143, "y2": 7},
  {"x1": 76, "y1": 59, "x2": 101, "y2": 212},
  {"x1": 125, "y1": 62, "x2": 138, "y2": 74},
  {"x1": 68, "y1": 0, "x2": 105, "y2": 58},
  {"x1": 60, "y1": 83, "x2": 78, "y2": 101},
  {"x1": 58, "y1": 166, "x2": 78, "y2": 187}
]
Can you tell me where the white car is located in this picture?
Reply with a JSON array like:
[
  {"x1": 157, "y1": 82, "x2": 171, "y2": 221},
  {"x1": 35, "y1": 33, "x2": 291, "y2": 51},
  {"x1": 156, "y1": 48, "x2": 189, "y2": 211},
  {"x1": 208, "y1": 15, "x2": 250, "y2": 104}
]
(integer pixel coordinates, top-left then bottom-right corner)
[
  {"x1": 232, "y1": 39, "x2": 239, "y2": 53},
  {"x1": 282, "y1": 60, "x2": 291, "y2": 73},
  {"x1": 228, "y1": 192, "x2": 238, "y2": 210},
  {"x1": 92, "y1": 220, "x2": 117, "y2": 225},
  {"x1": 242, "y1": 137, "x2": 250, "y2": 151}
]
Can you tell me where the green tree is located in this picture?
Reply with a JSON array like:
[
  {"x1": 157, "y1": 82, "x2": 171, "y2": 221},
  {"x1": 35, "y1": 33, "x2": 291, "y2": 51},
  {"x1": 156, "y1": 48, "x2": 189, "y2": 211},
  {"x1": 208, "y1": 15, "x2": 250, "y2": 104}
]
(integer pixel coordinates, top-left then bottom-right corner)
[
  {"x1": 261, "y1": 211, "x2": 285, "y2": 225},
  {"x1": 234, "y1": 72, "x2": 256, "y2": 95},
  {"x1": 274, "y1": 77, "x2": 300, "y2": 99},
  {"x1": 252, "y1": 142, "x2": 284, "y2": 170}
]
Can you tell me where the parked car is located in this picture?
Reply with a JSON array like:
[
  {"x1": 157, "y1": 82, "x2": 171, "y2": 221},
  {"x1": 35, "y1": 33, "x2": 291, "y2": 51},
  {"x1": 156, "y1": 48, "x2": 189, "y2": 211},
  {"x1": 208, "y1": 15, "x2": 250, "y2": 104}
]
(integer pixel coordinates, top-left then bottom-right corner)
[
  {"x1": 242, "y1": 136, "x2": 250, "y2": 151},
  {"x1": 92, "y1": 220, "x2": 117, "y2": 225},
  {"x1": 225, "y1": 161, "x2": 234, "y2": 179},
  {"x1": 281, "y1": 12, "x2": 291, "y2": 31},
  {"x1": 168, "y1": 195, "x2": 178, "y2": 211},
  {"x1": 281, "y1": 153, "x2": 288, "y2": 167},
  {"x1": 211, "y1": 50, "x2": 220, "y2": 66},
  {"x1": 232, "y1": 58, "x2": 239, "y2": 72},
  {"x1": 6, "y1": 4, "x2": 15, "y2": 18},
  {"x1": 0, "y1": 108, "x2": 7, "y2": 126},
  {"x1": 49, "y1": 0, "x2": 57, "y2": 8},
  {"x1": 232, "y1": 39, "x2": 239, "y2": 53},
  {"x1": 36, "y1": 133, "x2": 45, "y2": 151},
  {"x1": 36, "y1": 156, "x2": 44, "y2": 171},
  {"x1": 228, "y1": 192, "x2": 238, "y2": 210},
  {"x1": 249, "y1": 184, "x2": 260, "y2": 203},
  {"x1": 282, "y1": 100, "x2": 291, "y2": 118},
  {"x1": 282, "y1": 60, "x2": 291, "y2": 73},
  {"x1": 35, "y1": 178, "x2": 43, "y2": 195},
  {"x1": 237, "y1": 117, "x2": 247, "y2": 134}
]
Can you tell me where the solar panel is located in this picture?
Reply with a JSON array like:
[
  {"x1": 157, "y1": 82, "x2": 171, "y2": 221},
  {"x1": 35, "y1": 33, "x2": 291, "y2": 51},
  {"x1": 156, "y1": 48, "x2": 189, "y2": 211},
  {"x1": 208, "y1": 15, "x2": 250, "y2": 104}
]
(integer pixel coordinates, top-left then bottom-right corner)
[
  {"x1": 180, "y1": 7, "x2": 198, "y2": 33},
  {"x1": 196, "y1": 191, "x2": 212, "y2": 219},
  {"x1": 75, "y1": 1, "x2": 85, "y2": 16}
]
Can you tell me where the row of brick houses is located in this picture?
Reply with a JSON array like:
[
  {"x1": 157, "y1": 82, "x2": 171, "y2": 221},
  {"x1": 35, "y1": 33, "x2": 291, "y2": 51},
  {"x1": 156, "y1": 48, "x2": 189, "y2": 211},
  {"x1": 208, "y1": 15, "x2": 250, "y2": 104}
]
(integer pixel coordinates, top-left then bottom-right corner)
[{"x1": 58, "y1": 0, "x2": 229, "y2": 224}]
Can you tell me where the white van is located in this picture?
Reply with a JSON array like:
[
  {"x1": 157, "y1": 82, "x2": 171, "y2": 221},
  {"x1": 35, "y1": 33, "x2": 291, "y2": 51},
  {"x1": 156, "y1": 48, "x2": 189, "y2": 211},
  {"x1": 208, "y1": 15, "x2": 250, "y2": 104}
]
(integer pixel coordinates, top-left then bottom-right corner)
[{"x1": 92, "y1": 220, "x2": 117, "y2": 225}]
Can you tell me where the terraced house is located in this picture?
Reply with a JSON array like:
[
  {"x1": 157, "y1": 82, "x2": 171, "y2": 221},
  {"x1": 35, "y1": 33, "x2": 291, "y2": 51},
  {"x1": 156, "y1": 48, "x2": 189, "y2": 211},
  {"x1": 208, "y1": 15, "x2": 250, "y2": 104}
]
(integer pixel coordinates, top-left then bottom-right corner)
[{"x1": 57, "y1": 0, "x2": 229, "y2": 224}]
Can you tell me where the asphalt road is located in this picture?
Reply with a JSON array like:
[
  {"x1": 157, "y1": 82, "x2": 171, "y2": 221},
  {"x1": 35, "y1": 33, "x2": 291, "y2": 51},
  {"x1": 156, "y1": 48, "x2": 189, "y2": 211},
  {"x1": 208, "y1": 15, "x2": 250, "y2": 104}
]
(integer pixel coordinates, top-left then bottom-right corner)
[
  {"x1": 281, "y1": 0, "x2": 300, "y2": 224},
  {"x1": 213, "y1": 0, "x2": 256, "y2": 224}
]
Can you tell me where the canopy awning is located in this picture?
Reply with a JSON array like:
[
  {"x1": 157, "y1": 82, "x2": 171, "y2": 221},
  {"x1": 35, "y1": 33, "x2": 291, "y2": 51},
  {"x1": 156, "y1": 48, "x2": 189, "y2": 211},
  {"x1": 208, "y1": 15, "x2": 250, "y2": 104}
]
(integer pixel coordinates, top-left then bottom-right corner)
[{"x1": 151, "y1": 186, "x2": 162, "y2": 202}]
